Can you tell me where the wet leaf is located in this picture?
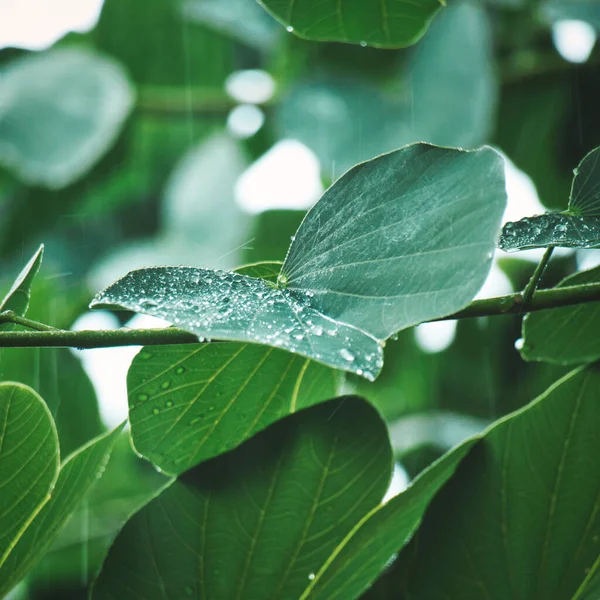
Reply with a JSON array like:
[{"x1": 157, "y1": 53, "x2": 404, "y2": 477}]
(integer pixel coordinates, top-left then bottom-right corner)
[
  {"x1": 499, "y1": 213, "x2": 600, "y2": 251},
  {"x1": 0, "y1": 425, "x2": 124, "y2": 598},
  {"x1": 376, "y1": 366, "x2": 600, "y2": 600},
  {"x1": 257, "y1": 0, "x2": 443, "y2": 48},
  {"x1": 92, "y1": 397, "x2": 392, "y2": 600},
  {"x1": 281, "y1": 144, "x2": 506, "y2": 340},
  {"x1": 0, "y1": 245, "x2": 44, "y2": 332},
  {"x1": 500, "y1": 146, "x2": 600, "y2": 251},
  {"x1": 0, "y1": 383, "x2": 59, "y2": 570},
  {"x1": 92, "y1": 144, "x2": 506, "y2": 379},
  {"x1": 521, "y1": 265, "x2": 600, "y2": 364},
  {"x1": 0, "y1": 48, "x2": 134, "y2": 189},
  {"x1": 127, "y1": 343, "x2": 339, "y2": 474},
  {"x1": 91, "y1": 267, "x2": 384, "y2": 379}
]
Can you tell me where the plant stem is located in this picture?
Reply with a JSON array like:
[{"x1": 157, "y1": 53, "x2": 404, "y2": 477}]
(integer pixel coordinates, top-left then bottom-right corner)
[
  {"x1": 0, "y1": 311, "x2": 58, "y2": 332},
  {"x1": 521, "y1": 247, "x2": 554, "y2": 308},
  {"x1": 0, "y1": 282, "x2": 599, "y2": 348}
]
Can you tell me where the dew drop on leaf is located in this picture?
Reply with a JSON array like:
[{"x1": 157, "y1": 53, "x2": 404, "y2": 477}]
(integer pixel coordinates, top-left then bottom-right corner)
[{"x1": 339, "y1": 348, "x2": 355, "y2": 362}]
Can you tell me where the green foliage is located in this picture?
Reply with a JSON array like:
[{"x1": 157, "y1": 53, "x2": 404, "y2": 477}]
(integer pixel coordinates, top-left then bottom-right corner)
[
  {"x1": 522, "y1": 265, "x2": 600, "y2": 364},
  {"x1": 3, "y1": 0, "x2": 600, "y2": 597},
  {"x1": 92, "y1": 144, "x2": 505, "y2": 379},
  {"x1": 375, "y1": 366, "x2": 600, "y2": 599},
  {"x1": 127, "y1": 343, "x2": 339, "y2": 474},
  {"x1": 500, "y1": 146, "x2": 600, "y2": 251}
]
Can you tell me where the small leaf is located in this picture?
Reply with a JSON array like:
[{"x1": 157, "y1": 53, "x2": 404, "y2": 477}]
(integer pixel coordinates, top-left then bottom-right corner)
[
  {"x1": 522, "y1": 265, "x2": 600, "y2": 364},
  {"x1": 235, "y1": 261, "x2": 283, "y2": 283},
  {"x1": 0, "y1": 383, "x2": 59, "y2": 569},
  {"x1": 499, "y1": 213, "x2": 600, "y2": 251},
  {"x1": 257, "y1": 0, "x2": 443, "y2": 48},
  {"x1": 376, "y1": 366, "x2": 600, "y2": 599},
  {"x1": 499, "y1": 146, "x2": 600, "y2": 250},
  {"x1": 0, "y1": 245, "x2": 44, "y2": 331},
  {"x1": 0, "y1": 424, "x2": 124, "y2": 598},
  {"x1": 92, "y1": 144, "x2": 506, "y2": 378},
  {"x1": 92, "y1": 397, "x2": 392, "y2": 600},
  {"x1": 91, "y1": 267, "x2": 384, "y2": 380},
  {"x1": 0, "y1": 48, "x2": 134, "y2": 189},
  {"x1": 128, "y1": 343, "x2": 339, "y2": 474}
]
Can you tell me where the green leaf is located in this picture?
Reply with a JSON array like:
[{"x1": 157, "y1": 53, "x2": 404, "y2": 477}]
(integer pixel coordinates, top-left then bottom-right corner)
[
  {"x1": 379, "y1": 366, "x2": 600, "y2": 599},
  {"x1": 281, "y1": 144, "x2": 506, "y2": 340},
  {"x1": 499, "y1": 213, "x2": 600, "y2": 251},
  {"x1": 304, "y1": 438, "x2": 477, "y2": 600},
  {"x1": 0, "y1": 245, "x2": 44, "y2": 332},
  {"x1": 92, "y1": 144, "x2": 506, "y2": 379},
  {"x1": 127, "y1": 343, "x2": 339, "y2": 474},
  {"x1": 182, "y1": 0, "x2": 281, "y2": 49},
  {"x1": 257, "y1": 0, "x2": 443, "y2": 48},
  {"x1": 0, "y1": 425, "x2": 124, "y2": 598},
  {"x1": 235, "y1": 261, "x2": 283, "y2": 283},
  {"x1": 91, "y1": 267, "x2": 384, "y2": 379},
  {"x1": 521, "y1": 265, "x2": 600, "y2": 365},
  {"x1": 92, "y1": 396, "x2": 392, "y2": 600},
  {"x1": 0, "y1": 48, "x2": 134, "y2": 189},
  {"x1": 0, "y1": 383, "x2": 59, "y2": 569},
  {"x1": 500, "y1": 147, "x2": 600, "y2": 251}
]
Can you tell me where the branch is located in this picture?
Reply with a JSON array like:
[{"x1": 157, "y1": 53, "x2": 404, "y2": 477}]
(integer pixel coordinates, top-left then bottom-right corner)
[{"x1": 0, "y1": 282, "x2": 598, "y2": 348}]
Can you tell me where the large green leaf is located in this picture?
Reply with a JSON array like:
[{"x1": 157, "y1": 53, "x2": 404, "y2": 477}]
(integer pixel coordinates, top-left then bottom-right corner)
[
  {"x1": 257, "y1": 0, "x2": 443, "y2": 48},
  {"x1": 377, "y1": 366, "x2": 600, "y2": 599},
  {"x1": 92, "y1": 144, "x2": 506, "y2": 379},
  {"x1": 0, "y1": 383, "x2": 59, "y2": 569},
  {"x1": 281, "y1": 144, "x2": 505, "y2": 339},
  {"x1": 0, "y1": 48, "x2": 134, "y2": 189},
  {"x1": 0, "y1": 245, "x2": 44, "y2": 332},
  {"x1": 521, "y1": 265, "x2": 600, "y2": 365},
  {"x1": 127, "y1": 343, "x2": 339, "y2": 474},
  {"x1": 0, "y1": 425, "x2": 124, "y2": 598},
  {"x1": 500, "y1": 147, "x2": 600, "y2": 251},
  {"x1": 92, "y1": 396, "x2": 392, "y2": 599}
]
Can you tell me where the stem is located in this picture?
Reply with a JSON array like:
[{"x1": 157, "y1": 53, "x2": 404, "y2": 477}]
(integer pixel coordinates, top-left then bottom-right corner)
[
  {"x1": 0, "y1": 311, "x2": 58, "y2": 332},
  {"x1": 0, "y1": 282, "x2": 599, "y2": 348},
  {"x1": 521, "y1": 247, "x2": 554, "y2": 308}
]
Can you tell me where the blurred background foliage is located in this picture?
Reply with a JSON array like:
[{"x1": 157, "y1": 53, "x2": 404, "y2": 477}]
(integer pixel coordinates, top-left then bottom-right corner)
[{"x1": 0, "y1": 0, "x2": 599, "y2": 596}]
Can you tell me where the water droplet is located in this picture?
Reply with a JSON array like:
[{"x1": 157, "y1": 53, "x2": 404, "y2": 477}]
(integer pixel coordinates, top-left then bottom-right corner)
[
  {"x1": 514, "y1": 338, "x2": 524, "y2": 351},
  {"x1": 140, "y1": 299, "x2": 158, "y2": 310},
  {"x1": 277, "y1": 273, "x2": 289, "y2": 288},
  {"x1": 137, "y1": 393, "x2": 149, "y2": 402},
  {"x1": 308, "y1": 573, "x2": 316, "y2": 580},
  {"x1": 175, "y1": 366, "x2": 185, "y2": 375},
  {"x1": 339, "y1": 348, "x2": 355, "y2": 362},
  {"x1": 555, "y1": 223, "x2": 567, "y2": 233},
  {"x1": 166, "y1": 400, "x2": 173, "y2": 408},
  {"x1": 311, "y1": 325, "x2": 324, "y2": 336},
  {"x1": 139, "y1": 351, "x2": 152, "y2": 360},
  {"x1": 290, "y1": 235, "x2": 296, "y2": 241},
  {"x1": 161, "y1": 381, "x2": 171, "y2": 390},
  {"x1": 152, "y1": 408, "x2": 160, "y2": 415},
  {"x1": 360, "y1": 40, "x2": 367, "y2": 47},
  {"x1": 286, "y1": 25, "x2": 294, "y2": 32}
]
